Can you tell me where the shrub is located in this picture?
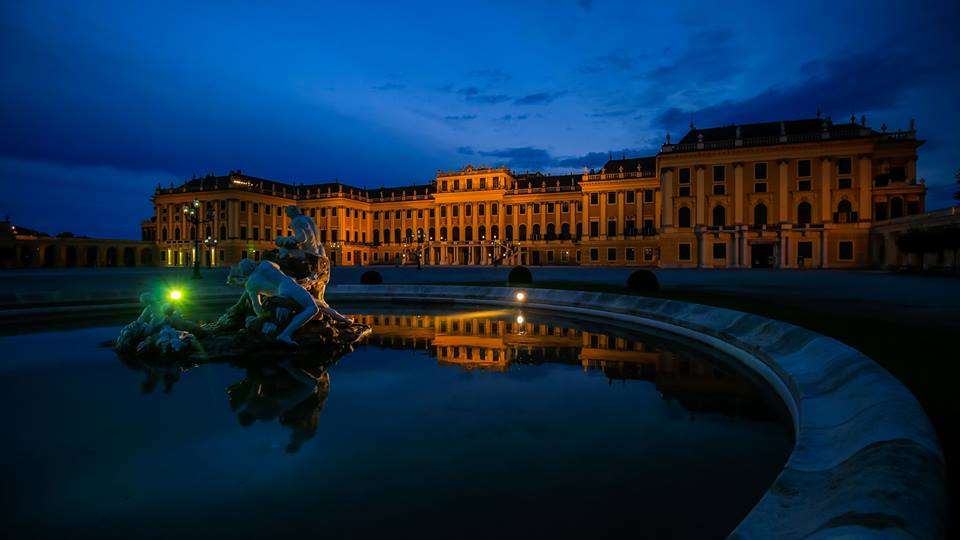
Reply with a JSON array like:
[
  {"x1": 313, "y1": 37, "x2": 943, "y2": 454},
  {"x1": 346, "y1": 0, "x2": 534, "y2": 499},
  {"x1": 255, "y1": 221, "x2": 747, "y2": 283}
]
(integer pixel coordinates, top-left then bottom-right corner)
[
  {"x1": 626, "y1": 269, "x2": 659, "y2": 292},
  {"x1": 507, "y1": 265, "x2": 532, "y2": 285},
  {"x1": 360, "y1": 270, "x2": 383, "y2": 285}
]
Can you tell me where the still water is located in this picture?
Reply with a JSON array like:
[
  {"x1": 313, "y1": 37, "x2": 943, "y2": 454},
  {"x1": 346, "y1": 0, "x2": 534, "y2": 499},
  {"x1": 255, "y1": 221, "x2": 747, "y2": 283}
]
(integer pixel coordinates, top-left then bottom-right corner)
[{"x1": 0, "y1": 304, "x2": 791, "y2": 539}]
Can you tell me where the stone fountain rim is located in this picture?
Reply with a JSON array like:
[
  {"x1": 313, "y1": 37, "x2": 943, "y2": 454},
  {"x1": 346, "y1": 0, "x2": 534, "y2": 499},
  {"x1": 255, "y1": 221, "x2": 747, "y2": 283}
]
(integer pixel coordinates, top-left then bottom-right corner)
[{"x1": 327, "y1": 283, "x2": 946, "y2": 540}]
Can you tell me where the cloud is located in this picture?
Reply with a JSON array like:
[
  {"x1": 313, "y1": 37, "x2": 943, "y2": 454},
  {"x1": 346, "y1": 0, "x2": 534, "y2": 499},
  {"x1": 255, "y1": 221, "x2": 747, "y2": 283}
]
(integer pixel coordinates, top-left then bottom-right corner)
[
  {"x1": 653, "y1": 49, "x2": 935, "y2": 131},
  {"x1": 467, "y1": 94, "x2": 511, "y2": 104},
  {"x1": 555, "y1": 148, "x2": 652, "y2": 169},
  {"x1": 443, "y1": 114, "x2": 477, "y2": 121},
  {"x1": 587, "y1": 109, "x2": 633, "y2": 118},
  {"x1": 466, "y1": 68, "x2": 511, "y2": 83},
  {"x1": 477, "y1": 147, "x2": 555, "y2": 170},
  {"x1": 456, "y1": 146, "x2": 475, "y2": 155},
  {"x1": 457, "y1": 87, "x2": 480, "y2": 96},
  {"x1": 514, "y1": 91, "x2": 567, "y2": 105},
  {"x1": 372, "y1": 82, "x2": 404, "y2": 91},
  {"x1": 499, "y1": 114, "x2": 529, "y2": 121}
]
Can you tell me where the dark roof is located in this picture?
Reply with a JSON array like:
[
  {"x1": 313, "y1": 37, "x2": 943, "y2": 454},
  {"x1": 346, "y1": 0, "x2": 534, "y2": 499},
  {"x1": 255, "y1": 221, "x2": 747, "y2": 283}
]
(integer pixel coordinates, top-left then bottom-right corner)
[
  {"x1": 677, "y1": 118, "x2": 877, "y2": 144},
  {"x1": 600, "y1": 156, "x2": 656, "y2": 175},
  {"x1": 513, "y1": 172, "x2": 581, "y2": 190},
  {"x1": 363, "y1": 184, "x2": 433, "y2": 199}
]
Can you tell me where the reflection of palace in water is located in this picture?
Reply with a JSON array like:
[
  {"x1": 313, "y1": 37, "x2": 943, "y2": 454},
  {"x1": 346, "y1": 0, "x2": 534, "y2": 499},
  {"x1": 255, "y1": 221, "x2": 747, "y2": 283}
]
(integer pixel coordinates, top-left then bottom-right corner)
[{"x1": 353, "y1": 311, "x2": 775, "y2": 419}]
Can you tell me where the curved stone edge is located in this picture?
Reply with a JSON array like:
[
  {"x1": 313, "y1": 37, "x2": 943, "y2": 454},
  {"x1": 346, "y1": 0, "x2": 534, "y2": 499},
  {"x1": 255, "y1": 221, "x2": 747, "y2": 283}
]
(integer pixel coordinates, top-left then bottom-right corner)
[{"x1": 328, "y1": 284, "x2": 947, "y2": 540}]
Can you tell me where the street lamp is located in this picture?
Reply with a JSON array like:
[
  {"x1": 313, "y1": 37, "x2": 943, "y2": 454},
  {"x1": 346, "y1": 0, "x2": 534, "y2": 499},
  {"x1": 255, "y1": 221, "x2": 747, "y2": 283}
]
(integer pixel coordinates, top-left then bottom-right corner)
[
  {"x1": 182, "y1": 198, "x2": 214, "y2": 279},
  {"x1": 204, "y1": 236, "x2": 218, "y2": 268}
]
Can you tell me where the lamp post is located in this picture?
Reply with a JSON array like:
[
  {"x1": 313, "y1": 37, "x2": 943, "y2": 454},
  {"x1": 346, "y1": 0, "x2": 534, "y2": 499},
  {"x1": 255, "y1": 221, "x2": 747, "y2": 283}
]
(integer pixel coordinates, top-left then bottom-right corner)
[
  {"x1": 204, "y1": 236, "x2": 218, "y2": 268},
  {"x1": 182, "y1": 198, "x2": 213, "y2": 279}
]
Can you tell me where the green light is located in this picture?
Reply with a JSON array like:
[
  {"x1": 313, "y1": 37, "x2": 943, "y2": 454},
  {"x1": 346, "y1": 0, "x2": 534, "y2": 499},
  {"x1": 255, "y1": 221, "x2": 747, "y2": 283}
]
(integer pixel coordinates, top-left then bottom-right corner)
[{"x1": 169, "y1": 289, "x2": 183, "y2": 301}]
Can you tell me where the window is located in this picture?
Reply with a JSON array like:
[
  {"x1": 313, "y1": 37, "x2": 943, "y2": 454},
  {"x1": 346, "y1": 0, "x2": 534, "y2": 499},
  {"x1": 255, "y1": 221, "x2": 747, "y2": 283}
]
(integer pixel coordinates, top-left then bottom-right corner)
[
  {"x1": 678, "y1": 243, "x2": 691, "y2": 261},
  {"x1": 417, "y1": 209, "x2": 423, "y2": 218},
  {"x1": 712, "y1": 243, "x2": 726, "y2": 259},
  {"x1": 590, "y1": 248, "x2": 599, "y2": 261},
  {"x1": 453, "y1": 180, "x2": 459, "y2": 190},
  {"x1": 264, "y1": 228, "x2": 272, "y2": 241},
  {"x1": 838, "y1": 241, "x2": 854, "y2": 260},
  {"x1": 607, "y1": 192, "x2": 616, "y2": 204},
  {"x1": 239, "y1": 226, "x2": 247, "y2": 240},
  {"x1": 678, "y1": 207, "x2": 691, "y2": 228},
  {"x1": 561, "y1": 202, "x2": 569, "y2": 213},
  {"x1": 713, "y1": 165, "x2": 725, "y2": 182},
  {"x1": 547, "y1": 202, "x2": 555, "y2": 213},
  {"x1": 907, "y1": 200, "x2": 920, "y2": 215},
  {"x1": 874, "y1": 202, "x2": 888, "y2": 221},
  {"x1": 798, "y1": 159, "x2": 811, "y2": 177},
  {"x1": 453, "y1": 206, "x2": 459, "y2": 217},
  {"x1": 626, "y1": 248, "x2": 636, "y2": 261},
  {"x1": 797, "y1": 202, "x2": 812, "y2": 225},
  {"x1": 590, "y1": 193, "x2": 599, "y2": 205},
  {"x1": 644, "y1": 190, "x2": 654, "y2": 203},
  {"x1": 798, "y1": 179, "x2": 812, "y2": 191},
  {"x1": 589, "y1": 221, "x2": 599, "y2": 237},
  {"x1": 478, "y1": 204, "x2": 485, "y2": 216},
  {"x1": 265, "y1": 205, "x2": 272, "y2": 215},
  {"x1": 240, "y1": 201, "x2": 246, "y2": 211},
  {"x1": 607, "y1": 220, "x2": 617, "y2": 237},
  {"x1": 406, "y1": 210, "x2": 412, "y2": 219},
  {"x1": 533, "y1": 203, "x2": 540, "y2": 214},
  {"x1": 712, "y1": 205, "x2": 726, "y2": 227},
  {"x1": 626, "y1": 191, "x2": 635, "y2": 204},
  {"x1": 754, "y1": 162, "x2": 768, "y2": 180},
  {"x1": 491, "y1": 203, "x2": 498, "y2": 216},
  {"x1": 518, "y1": 224, "x2": 526, "y2": 241},
  {"x1": 442, "y1": 181, "x2": 448, "y2": 191},
  {"x1": 644, "y1": 248, "x2": 654, "y2": 261},
  {"x1": 440, "y1": 206, "x2": 447, "y2": 218},
  {"x1": 466, "y1": 179, "x2": 472, "y2": 189},
  {"x1": 519, "y1": 204, "x2": 526, "y2": 215},
  {"x1": 429, "y1": 208, "x2": 435, "y2": 218},
  {"x1": 479, "y1": 178, "x2": 486, "y2": 189},
  {"x1": 890, "y1": 197, "x2": 904, "y2": 218},
  {"x1": 679, "y1": 168, "x2": 691, "y2": 184},
  {"x1": 838, "y1": 178, "x2": 852, "y2": 189},
  {"x1": 713, "y1": 184, "x2": 726, "y2": 195},
  {"x1": 798, "y1": 242, "x2": 813, "y2": 259},
  {"x1": 331, "y1": 230, "x2": 338, "y2": 242},
  {"x1": 332, "y1": 208, "x2": 338, "y2": 217},
  {"x1": 754, "y1": 182, "x2": 767, "y2": 192},
  {"x1": 320, "y1": 208, "x2": 327, "y2": 217},
  {"x1": 838, "y1": 157, "x2": 852, "y2": 175},
  {"x1": 607, "y1": 248, "x2": 616, "y2": 261},
  {"x1": 754, "y1": 203, "x2": 768, "y2": 226},
  {"x1": 679, "y1": 186, "x2": 691, "y2": 197}
]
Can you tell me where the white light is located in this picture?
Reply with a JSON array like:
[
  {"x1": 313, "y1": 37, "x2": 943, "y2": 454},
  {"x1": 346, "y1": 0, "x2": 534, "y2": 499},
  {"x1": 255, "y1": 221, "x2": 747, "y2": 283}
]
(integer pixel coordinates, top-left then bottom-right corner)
[
  {"x1": 516, "y1": 315, "x2": 525, "y2": 324},
  {"x1": 515, "y1": 291, "x2": 525, "y2": 301}
]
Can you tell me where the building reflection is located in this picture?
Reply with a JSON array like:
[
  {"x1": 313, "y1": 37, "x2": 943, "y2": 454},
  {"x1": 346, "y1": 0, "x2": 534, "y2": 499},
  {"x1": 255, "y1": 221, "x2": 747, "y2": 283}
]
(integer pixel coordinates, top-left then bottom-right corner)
[{"x1": 352, "y1": 310, "x2": 776, "y2": 420}]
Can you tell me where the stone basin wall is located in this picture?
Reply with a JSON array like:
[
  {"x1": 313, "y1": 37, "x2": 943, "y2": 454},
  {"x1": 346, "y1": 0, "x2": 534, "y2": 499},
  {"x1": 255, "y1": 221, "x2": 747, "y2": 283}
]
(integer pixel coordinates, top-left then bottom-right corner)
[{"x1": 329, "y1": 284, "x2": 947, "y2": 539}]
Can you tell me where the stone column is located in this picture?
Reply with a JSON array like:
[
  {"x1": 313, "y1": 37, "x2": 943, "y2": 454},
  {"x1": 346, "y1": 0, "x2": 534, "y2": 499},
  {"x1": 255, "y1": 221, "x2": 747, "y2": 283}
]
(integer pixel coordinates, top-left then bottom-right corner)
[
  {"x1": 697, "y1": 229, "x2": 706, "y2": 269},
  {"x1": 821, "y1": 230, "x2": 829, "y2": 269},
  {"x1": 661, "y1": 170, "x2": 673, "y2": 227},
  {"x1": 821, "y1": 157, "x2": 832, "y2": 222},
  {"x1": 600, "y1": 194, "x2": 607, "y2": 239},
  {"x1": 778, "y1": 161, "x2": 789, "y2": 223},
  {"x1": 859, "y1": 155, "x2": 873, "y2": 221},
  {"x1": 780, "y1": 234, "x2": 789, "y2": 268},
  {"x1": 695, "y1": 166, "x2": 706, "y2": 225},
  {"x1": 740, "y1": 228, "x2": 748, "y2": 268},
  {"x1": 228, "y1": 200, "x2": 240, "y2": 238},
  {"x1": 616, "y1": 191, "x2": 624, "y2": 239},
  {"x1": 734, "y1": 163, "x2": 744, "y2": 224}
]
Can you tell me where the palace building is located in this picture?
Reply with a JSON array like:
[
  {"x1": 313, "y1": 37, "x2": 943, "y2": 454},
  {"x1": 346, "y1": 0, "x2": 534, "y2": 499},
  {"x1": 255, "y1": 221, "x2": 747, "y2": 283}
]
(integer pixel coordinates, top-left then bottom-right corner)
[{"x1": 147, "y1": 116, "x2": 926, "y2": 269}]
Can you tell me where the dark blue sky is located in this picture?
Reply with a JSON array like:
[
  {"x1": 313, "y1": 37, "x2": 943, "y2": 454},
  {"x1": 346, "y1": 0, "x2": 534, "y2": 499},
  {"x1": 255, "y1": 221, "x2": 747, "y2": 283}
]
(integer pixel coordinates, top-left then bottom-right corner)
[{"x1": 2, "y1": 0, "x2": 958, "y2": 238}]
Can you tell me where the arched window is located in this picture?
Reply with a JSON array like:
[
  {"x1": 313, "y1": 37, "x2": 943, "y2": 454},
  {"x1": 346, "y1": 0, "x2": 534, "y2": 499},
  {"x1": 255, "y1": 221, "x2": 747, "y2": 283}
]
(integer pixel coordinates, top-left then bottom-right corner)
[
  {"x1": 417, "y1": 228, "x2": 424, "y2": 241},
  {"x1": 712, "y1": 205, "x2": 726, "y2": 227},
  {"x1": 440, "y1": 227, "x2": 448, "y2": 241},
  {"x1": 678, "y1": 207, "x2": 691, "y2": 228},
  {"x1": 491, "y1": 225, "x2": 499, "y2": 239},
  {"x1": 753, "y1": 203, "x2": 768, "y2": 226},
  {"x1": 219, "y1": 225, "x2": 226, "y2": 240},
  {"x1": 560, "y1": 222, "x2": 570, "y2": 239},
  {"x1": 836, "y1": 200, "x2": 854, "y2": 223},
  {"x1": 429, "y1": 227, "x2": 436, "y2": 241},
  {"x1": 546, "y1": 223, "x2": 556, "y2": 240},
  {"x1": 519, "y1": 224, "x2": 527, "y2": 241},
  {"x1": 452, "y1": 227, "x2": 460, "y2": 241},
  {"x1": 465, "y1": 226, "x2": 473, "y2": 242},
  {"x1": 174, "y1": 227, "x2": 181, "y2": 241},
  {"x1": 464, "y1": 204, "x2": 472, "y2": 217},
  {"x1": 383, "y1": 229, "x2": 390, "y2": 244},
  {"x1": 890, "y1": 197, "x2": 904, "y2": 219},
  {"x1": 478, "y1": 225, "x2": 486, "y2": 240},
  {"x1": 162, "y1": 228, "x2": 168, "y2": 241},
  {"x1": 532, "y1": 224, "x2": 541, "y2": 239},
  {"x1": 373, "y1": 229, "x2": 380, "y2": 244},
  {"x1": 505, "y1": 225, "x2": 513, "y2": 241},
  {"x1": 797, "y1": 202, "x2": 812, "y2": 225},
  {"x1": 394, "y1": 228, "x2": 401, "y2": 243},
  {"x1": 405, "y1": 228, "x2": 413, "y2": 242}
]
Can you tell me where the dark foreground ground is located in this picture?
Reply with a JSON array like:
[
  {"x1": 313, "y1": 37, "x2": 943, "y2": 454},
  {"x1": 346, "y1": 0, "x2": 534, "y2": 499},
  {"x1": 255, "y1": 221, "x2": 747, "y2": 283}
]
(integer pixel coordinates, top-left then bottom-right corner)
[{"x1": 1, "y1": 265, "x2": 957, "y2": 530}]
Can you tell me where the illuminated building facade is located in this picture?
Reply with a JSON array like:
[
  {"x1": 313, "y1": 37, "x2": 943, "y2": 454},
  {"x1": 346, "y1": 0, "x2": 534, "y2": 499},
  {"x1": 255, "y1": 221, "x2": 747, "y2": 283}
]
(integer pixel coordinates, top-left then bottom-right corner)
[{"x1": 149, "y1": 117, "x2": 925, "y2": 269}]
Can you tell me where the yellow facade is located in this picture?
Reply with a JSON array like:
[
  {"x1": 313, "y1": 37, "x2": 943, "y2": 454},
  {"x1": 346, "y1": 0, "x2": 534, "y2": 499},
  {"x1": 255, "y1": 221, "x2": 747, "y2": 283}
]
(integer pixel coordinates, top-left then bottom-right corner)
[{"x1": 149, "y1": 117, "x2": 925, "y2": 269}]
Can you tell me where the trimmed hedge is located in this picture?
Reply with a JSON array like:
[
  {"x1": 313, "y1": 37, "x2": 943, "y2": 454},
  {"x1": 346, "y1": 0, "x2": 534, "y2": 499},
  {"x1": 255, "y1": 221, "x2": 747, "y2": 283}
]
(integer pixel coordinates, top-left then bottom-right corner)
[
  {"x1": 626, "y1": 269, "x2": 659, "y2": 292},
  {"x1": 360, "y1": 270, "x2": 383, "y2": 285},
  {"x1": 507, "y1": 265, "x2": 532, "y2": 285}
]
